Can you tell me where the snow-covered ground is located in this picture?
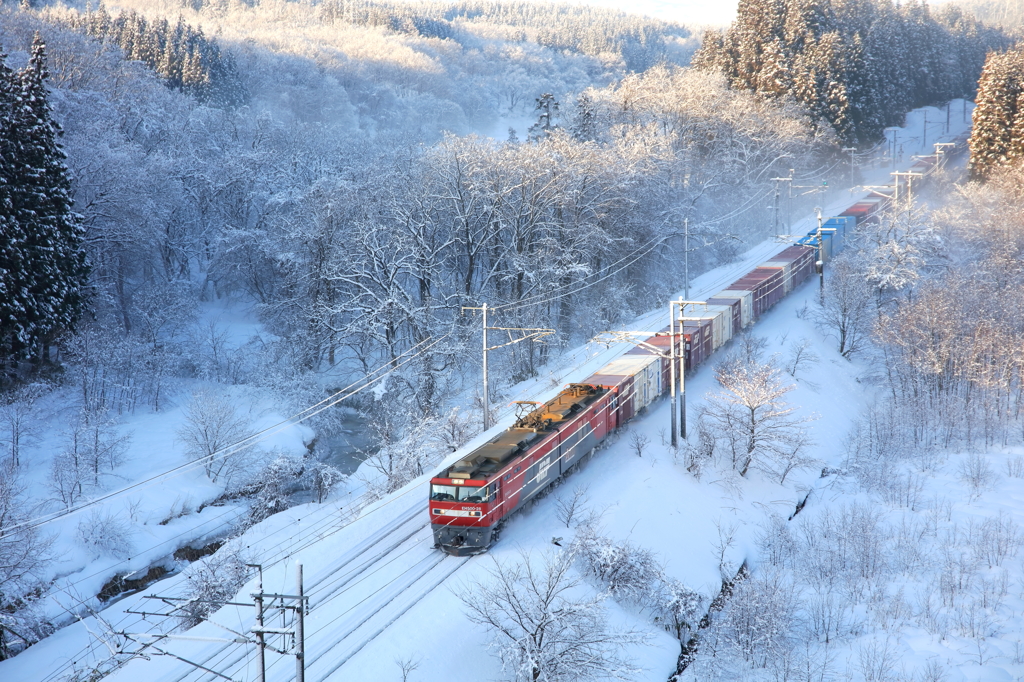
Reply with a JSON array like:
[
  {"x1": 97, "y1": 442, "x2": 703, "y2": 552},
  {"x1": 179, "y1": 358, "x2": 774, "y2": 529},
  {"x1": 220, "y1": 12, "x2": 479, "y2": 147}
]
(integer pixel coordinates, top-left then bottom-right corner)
[{"x1": 7, "y1": 103, "x2": 1014, "y2": 682}]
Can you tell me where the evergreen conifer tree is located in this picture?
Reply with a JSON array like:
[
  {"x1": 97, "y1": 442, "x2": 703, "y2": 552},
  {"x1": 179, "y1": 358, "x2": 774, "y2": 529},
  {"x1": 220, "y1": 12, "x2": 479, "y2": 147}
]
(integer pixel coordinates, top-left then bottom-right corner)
[
  {"x1": 0, "y1": 35, "x2": 87, "y2": 368},
  {"x1": 969, "y1": 46, "x2": 1024, "y2": 179}
]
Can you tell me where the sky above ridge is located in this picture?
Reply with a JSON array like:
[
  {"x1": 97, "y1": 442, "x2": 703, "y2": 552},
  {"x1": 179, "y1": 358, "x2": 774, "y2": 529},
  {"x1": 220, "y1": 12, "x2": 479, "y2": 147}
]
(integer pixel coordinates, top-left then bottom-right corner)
[{"x1": 570, "y1": 0, "x2": 957, "y2": 28}]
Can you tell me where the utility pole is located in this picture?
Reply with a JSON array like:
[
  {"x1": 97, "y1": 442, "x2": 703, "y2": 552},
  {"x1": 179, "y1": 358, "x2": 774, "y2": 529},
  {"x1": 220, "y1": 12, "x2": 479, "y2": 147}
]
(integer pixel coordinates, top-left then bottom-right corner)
[
  {"x1": 923, "y1": 110, "x2": 928, "y2": 149},
  {"x1": 684, "y1": 218, "x2": 689, "y2": 300},
  {"x1": 674, "y1": 299, "x2": 707, "y2": 441},
  {"x1": 814, "y1": 207, "x2": 825, "y2": 304},
  {"x1": 249, "y1": 564, "x2": 266, "y2": 682},
  {"x1": 842, "y1": 147, "x2": 856, "y2": 189},
  {"x1": 788, "y1": 169, "x2": 794, "y2": 230},
  {"x1": 945, "y1": 101, "x2": 950, "y2": 134},
  {"x1": 891, "y1": 171, "x2": 923, "y2": 203},
  {"x1": 463, "y1": 304, "x2": 554, "y2": 432},
  {"x1": 296, "y1": 564, "x2": 305, "y2": 682},
  {"x1": 595, "y1": 300, "x2": 704, "y2": 447},
  {"x1": 669, "y1": 301, "x2": 677, "y2": 448},
  {"x1": 771, "y1": 175, "x2": 792, "y2": 235},
  {"x1": 934, "y1": 142, "x2": 955, "y2": 169},
  {"x1": 481, "y1": 303, "x2": 488, "y2": 431},
  {"x1": 885, "y1": 127, "x2": 899, "y2": 170}
]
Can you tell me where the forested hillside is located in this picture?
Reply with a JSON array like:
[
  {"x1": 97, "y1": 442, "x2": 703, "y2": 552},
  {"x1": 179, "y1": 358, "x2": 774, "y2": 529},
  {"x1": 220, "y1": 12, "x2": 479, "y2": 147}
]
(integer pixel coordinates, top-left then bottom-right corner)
[{"x1": 695, "y1": 0, "x2": 1010, "y2": 145}]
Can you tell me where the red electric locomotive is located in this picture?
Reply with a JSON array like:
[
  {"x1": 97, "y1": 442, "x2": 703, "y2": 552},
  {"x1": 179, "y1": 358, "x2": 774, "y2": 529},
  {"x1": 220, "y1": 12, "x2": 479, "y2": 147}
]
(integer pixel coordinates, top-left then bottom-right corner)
[{"x1": 429, "y1": 383, "x2": 614, "y2": 555}]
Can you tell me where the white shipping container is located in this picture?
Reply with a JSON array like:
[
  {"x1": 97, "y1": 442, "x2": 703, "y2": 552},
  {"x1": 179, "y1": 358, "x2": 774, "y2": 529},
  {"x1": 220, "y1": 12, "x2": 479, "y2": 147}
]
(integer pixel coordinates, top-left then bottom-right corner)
[
  {"x1": 683, "y1": 304, "x2": 731, "y2": 350},
  {"x1": 597, "y1": 355, "x2": 662, "y2": 413},
  {"x1": 703, "y1": 305, "x2": 734, "y2": 345},
  {"x1": 712, "y1": 290, "x2": 753, "y2": 327}
]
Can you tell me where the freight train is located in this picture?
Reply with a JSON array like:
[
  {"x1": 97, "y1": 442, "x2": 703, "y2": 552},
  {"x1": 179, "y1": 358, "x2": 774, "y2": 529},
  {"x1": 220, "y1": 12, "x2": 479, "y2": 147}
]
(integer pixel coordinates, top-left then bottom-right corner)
[{"x1": 429, "y1": 136, "x2": 964, "y2": 556}]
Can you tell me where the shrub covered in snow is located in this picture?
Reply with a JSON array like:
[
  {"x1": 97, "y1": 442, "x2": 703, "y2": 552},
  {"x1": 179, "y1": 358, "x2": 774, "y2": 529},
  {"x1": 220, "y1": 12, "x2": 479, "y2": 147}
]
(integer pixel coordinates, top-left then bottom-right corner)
[
  {"x1": 76, "y1": 509, "x2": 134, "y2": 560},
  {"x1": 177, "y1": 544, "x2": 252, "y2": 630}
]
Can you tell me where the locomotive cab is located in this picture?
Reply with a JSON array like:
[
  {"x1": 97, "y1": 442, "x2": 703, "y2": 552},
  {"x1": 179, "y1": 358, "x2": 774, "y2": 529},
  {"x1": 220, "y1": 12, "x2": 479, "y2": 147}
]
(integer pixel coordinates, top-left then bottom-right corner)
[{"x1": 429, "y1": 477, "x2": 498, "y2": 555}]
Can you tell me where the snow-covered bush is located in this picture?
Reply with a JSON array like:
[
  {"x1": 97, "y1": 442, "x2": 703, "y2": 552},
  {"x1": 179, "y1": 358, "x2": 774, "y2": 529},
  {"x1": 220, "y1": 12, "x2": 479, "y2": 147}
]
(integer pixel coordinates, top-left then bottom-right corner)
[
  {"x1": 958, "y1": 452, "x2": 995, "y2": 502},
  {"x1": 652, "y1": 579, "x2": 705, "y2": 647},
  {"x1": 76, "y1": 508, "x2": 134, "y2": 560},
  {"x1": 553, "y1": 485, "x2": 590, "y2": 528},
  {"x1": 708, "y1": 568, "x2": 801, "y2": 673},
  {"x1": 572, "y1": 527, "x2": 662, "y2": 607},
  {"x1": 302, "y1": 459, "x2": 345, "y2": 504},
  {"x1": 242, "y1": 455, "x2": 304, "y2": 527},
  {"x1": 177, "y1": 544, "x2": 252, "y2": 630}
]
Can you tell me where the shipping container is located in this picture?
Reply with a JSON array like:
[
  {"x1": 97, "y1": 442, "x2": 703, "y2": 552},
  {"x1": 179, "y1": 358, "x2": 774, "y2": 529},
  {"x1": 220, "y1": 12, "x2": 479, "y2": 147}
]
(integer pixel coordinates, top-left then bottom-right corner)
[
  {"x1": 682, "y1": 304, "x2": 733, "y2": 350},
  {"x1": 586, "y1": 355, "x2": 662, "y2": 419},
  {"x1": 682, "y1": 318, "x2": 712, "y2": 371},
  {"x1": 797, "y1": 227, "x2": 841, "y2": 262},
  {"x1": 734, "y1": 267, "x2": 784, "y2": 317},
  {"x1": 625, "y1": 332, "x2": 675, "y2": 389},
  {"x1": 760, "y1": 260, "x2": 795, "y2": 294},
  {"x1": 776, "y1": 246, "x2": 815, "y2": 287},
  {"x1": 709, "y1": 290, "x2": 753, "y2": 328},
  {"x1": 705, "y1": 296, "x2": 742, "y2": 334}
]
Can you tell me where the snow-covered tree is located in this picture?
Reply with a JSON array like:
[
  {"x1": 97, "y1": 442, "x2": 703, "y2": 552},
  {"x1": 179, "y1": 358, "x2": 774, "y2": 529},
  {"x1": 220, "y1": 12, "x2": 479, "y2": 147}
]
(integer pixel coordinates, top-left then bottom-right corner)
[
  {"x1": 0, "y1": 461, "x2": 54, "y2": 659},
  {"x1": 969, "y1": 45, "x2": 1024, "y2": 179},
  {"x1": 177, "y1": 389, "x2": 250, "y2": 483},
  {"x1": 813, "y1": 253, "x2": 874, "y2": 358},
  {"x1": 0, "y1": 35, "x2": 87, "y2": 370},
  {"x1": 696, "y1": 0, "x2": 1010, "y2": 145},
  {"x1": 701, "y1": 355, "x2": 816, "y2": 477},
  {"x1": 459, "y1": 549, "x2": 643, "y2": 682},
  {"x1": 177, "y1": 544, "x2": 251, "y2": 630}
]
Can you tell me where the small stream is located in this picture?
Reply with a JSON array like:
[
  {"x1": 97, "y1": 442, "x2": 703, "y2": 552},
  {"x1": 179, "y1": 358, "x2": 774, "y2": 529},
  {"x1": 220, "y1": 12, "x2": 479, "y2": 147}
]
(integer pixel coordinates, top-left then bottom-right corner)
[{"x1": 317, "y1": 412, "x2": 378, "y2": 475}]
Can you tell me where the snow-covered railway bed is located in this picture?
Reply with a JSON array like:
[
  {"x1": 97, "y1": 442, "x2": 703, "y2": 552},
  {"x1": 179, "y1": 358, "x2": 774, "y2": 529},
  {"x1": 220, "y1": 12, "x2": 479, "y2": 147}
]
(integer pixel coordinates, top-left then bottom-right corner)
[
  {"x1": 133, "y1": 503, "x2": 431, "y2": 682},
  {"x1": 187, "y1": 525, "x2": 465, "y2": 682},
  {"x1": 304, "y1": 554, "x2": 469, "y2": 682}
]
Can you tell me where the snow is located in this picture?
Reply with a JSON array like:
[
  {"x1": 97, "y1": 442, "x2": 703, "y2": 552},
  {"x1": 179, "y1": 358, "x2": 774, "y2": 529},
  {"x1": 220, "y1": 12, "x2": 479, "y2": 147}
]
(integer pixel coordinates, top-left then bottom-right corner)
[{"x1": 5, "y1": 103, "x2": 1014, "y2": 682}]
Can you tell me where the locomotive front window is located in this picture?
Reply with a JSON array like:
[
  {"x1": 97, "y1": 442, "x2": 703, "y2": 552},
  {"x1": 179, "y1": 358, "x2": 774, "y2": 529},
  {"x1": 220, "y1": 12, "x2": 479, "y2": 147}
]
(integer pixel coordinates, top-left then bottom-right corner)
[
  {"x1": 431, "y1": 485, "x2": 458, "y2": 501},
  {"x1": 459, "y1": 485, "x2": 492, "y2": 503}
]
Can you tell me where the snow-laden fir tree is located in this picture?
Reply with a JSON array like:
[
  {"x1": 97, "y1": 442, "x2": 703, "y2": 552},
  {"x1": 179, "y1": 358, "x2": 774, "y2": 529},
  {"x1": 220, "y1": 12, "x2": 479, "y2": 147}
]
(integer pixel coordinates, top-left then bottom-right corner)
[
  {"x1": 969, "y1": 45, "x2": 1024, "y2": 179},
  {"x1": 0, "y1": 35, "x2": 87, "y2": 372}
]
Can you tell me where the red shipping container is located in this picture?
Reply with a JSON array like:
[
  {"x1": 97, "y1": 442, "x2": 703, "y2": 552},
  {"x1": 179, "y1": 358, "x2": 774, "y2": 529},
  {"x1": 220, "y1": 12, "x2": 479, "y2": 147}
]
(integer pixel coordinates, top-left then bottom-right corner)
[
  {"x1": 775, "y1": 245, "x2": 815, "y2": 288},
  {"x1": 732, "y1": 268, "x2": 782, "y2": 318},
  {"x1": 682, "y1": 318, "x2": 712, "y2": 371}
]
